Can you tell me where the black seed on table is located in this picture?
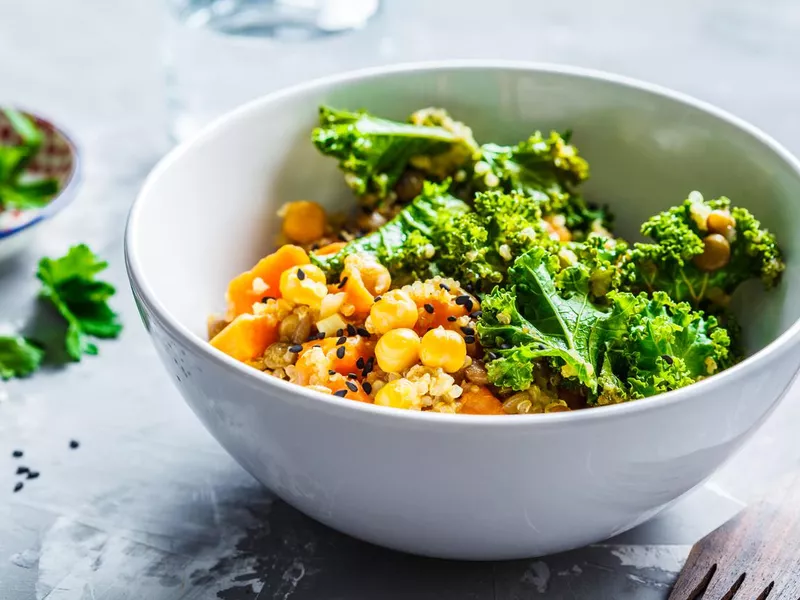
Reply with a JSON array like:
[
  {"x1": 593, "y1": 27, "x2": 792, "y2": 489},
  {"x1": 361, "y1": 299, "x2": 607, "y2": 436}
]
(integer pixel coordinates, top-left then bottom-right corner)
[
  {"x1": 333, "y1": 389, "x2": 348, "y2": 398},
  {"x1": 16, "y1": 466, "x2": 29, "y2": 475},
  {"x1": 338, "y1": 277, "x2": 349, "y2": 289},
  {"x1": 336, "y1": 329, "x2": 344, "y2": 337},
  {"x1": 356, "y1": 327, "x2": 370, "y2": 338},
  {"x1": 296, "y1": 268, "x2": 306, "y2": 280},
  {"x1": 461, "y1": 326, "x2": 475, "y2": 335},
  {"x1": 288, "y1": 344, "x2": 303, "y2": 353},
  {"x1": 464, "y1": 336, "x2": 476, "y2": 344},
  {"x1": 26, "y1": 471, "x2": 39, "y2": 480},
  {"x1": 11, "y1": 450, "x2": 22, "y2": 458},
  {"x1": 439, "y1": 283, "x2": 450, "y2": 291},
  {"x1": 347, "y1": 324, "x2": 357, "y2": 337},
  {"x1": 424, "y1": 303, "x2": 434, "y2": 314},
  {"x1": 356, "y1": 357, "x2": 365, "y2": 369},
  {"x1": 362, "y1": 382, "x2": 373, "y2": 394},
  {"x1": 346, "y1": 381, "x2": 358, "y2": 393},
  {"x1": 447, "y1": 316, "x2": 457, "y2": 322},
  {"x1": 69, "y1": 440, "x2": 80, "y2": 449},
  {"x1": 470, "y1": 310, "x2": 483, "y2": 319},
  {"x1": 662, "y1": 354, "x2": 674, "y2": 365},
  {"x1": 336, "y1": 346, "x2": 346, "y2": 359},
  {"x1": 13, "y1": 482, "x2": 23, "y2": 493},
  {"x1": 336, "y1": 336, "x2": 347, "y2": 345}
]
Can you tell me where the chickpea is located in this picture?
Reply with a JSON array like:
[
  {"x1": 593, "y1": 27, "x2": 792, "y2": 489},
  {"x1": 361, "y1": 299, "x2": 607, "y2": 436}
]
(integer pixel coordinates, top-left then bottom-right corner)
[
  {"x1": 706, "y1": 209, "x2": 736, "y2": 239},
  {"x1": 280, "y1": 201, "x2": 326, "y2": 244},
  {"x1": 693, "y1": 233, "x2": 731, "y2": 271},
  {"x1": 394, "y1": 170, "x2": 425, "y2": 202}
]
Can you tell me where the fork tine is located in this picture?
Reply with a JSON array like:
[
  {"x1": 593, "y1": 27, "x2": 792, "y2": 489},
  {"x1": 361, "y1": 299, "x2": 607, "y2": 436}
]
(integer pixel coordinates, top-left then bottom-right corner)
[
  {"x1": 701, "y1": 570, "x2": 745, "y2": 600},
  {"x1": 734, "y1": 575, "x2": 776, "y2": 600}
]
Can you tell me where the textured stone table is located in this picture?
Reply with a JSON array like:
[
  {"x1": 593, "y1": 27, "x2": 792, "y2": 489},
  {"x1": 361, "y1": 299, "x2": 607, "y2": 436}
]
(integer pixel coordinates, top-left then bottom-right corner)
[{"x1": 1, "y1": 1, "x2": 799, "y2": 598}]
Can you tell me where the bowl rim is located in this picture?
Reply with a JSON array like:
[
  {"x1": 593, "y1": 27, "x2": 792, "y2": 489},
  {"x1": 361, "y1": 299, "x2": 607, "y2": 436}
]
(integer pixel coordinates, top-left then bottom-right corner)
[
  {"x1": 125, "y1": 59, "x2": 800, "y2": 428},
  {"x1": 0, "y1": 109, "x2": 82, "y2": 240}
]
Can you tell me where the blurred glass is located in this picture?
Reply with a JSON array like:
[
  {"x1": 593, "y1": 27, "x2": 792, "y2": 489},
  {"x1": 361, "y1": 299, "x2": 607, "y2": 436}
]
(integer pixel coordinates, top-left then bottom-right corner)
[{"x1": 165, "y1": 0, "x2": 380, "y2": 141}]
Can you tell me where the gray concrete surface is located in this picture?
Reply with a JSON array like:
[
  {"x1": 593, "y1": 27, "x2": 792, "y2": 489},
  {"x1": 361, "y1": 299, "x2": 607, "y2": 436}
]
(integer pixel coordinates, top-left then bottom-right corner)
[{"x1": 1, "y1": 0, "x2": 799, "y2": 597}]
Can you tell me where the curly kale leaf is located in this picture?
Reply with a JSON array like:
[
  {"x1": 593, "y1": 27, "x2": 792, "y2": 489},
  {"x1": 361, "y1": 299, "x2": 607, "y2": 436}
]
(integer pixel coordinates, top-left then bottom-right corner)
[
  {"x1": 626, "y1": 191, "x2": 784, "y2": 307},
  {"x1": 311, "y1": 182, "x2": 470, "y2": 280},
  {"x1": 477, "y1": 248, "x2": 611, "y2": 391},
  {"x1": 433, "y1": 190, "x2": 554, "y2": 292},
  {"x1": 465, "y1": 130, "x2": 609, "y2": 234},
  {"x1": 478, "y1": 248, "x2": 734, "y2": 402},
  {"x1": 312, "y1": 106, "x2": 478, "y2": 206}
]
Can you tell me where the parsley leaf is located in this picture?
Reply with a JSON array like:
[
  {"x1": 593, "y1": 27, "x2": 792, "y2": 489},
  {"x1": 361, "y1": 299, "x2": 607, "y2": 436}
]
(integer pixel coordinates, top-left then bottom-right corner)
[
  {"x1": 0, "y1": 335, "x2": 44, "y2": 380},
  {"x1": 0, "y1": 108, "x2": 60, "y2": 211},
  {"x1": 36, "y1": 244, "x2": 123, "y2": 361}
]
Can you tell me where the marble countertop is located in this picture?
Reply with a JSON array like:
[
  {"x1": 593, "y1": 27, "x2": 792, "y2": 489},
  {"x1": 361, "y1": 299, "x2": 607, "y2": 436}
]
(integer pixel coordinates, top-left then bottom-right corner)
[{"x1": 1, "y1": 0, "x2": 799, "y2": 597}]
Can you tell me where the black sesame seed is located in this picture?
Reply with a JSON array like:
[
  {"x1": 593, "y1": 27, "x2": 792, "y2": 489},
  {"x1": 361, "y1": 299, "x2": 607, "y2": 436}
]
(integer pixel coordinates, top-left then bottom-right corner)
[
  {"x1": 26, "y1": 471, "x2": 39, "y2": 480},
  {"x1": 455, "y1": 295, "x2": 470, "y2": 306},
  {"x1": 310, "y1": 243, "x2": 320, "y2": 251},
  {"x1": 11, "y1": 450, "x2": 22, "y2": 458},
  {"x1": 333, "y1": 389, "x2": 348, "y2": 398},
  {"x1": 16, "y1": 466, "x2": 29, "y2": 475},
  {"x1": 347, "y1": 324, "x2": 357, "y2": 337},
  {"x1": 374, "y1": 296, "x2": 382, "y2": 302},
  {"x1": 356, "y1": 327, "x2": 370, "y2": 338},
  {"x1": 336, "y1": 346, "x2": 346, "y2": 359},
  {"x1": 297, "y1": 268, "x2": 306, "y2": 280},
  {"x1": 312, "y1": 344, "x2": 321, "y2": 349},
  {"x1": 346, "y1": 381, "x2": 358, "y2": 393},
  {"x1": 500, "y1": 343, "x2": 512, "y2": 350},
  {"x1": 337, "y1": 336, "x2": 347, "y2": 345},
  {"x1": 465, "y1": 283, "x2": 475, "y2": 293},
  {"x1": 13, "y1": 482, "x2": 23, "y2": 493},
  {"x1": 424, "y1": 303, "x2": 434, "y2": 314},
  {"x1": 362, "y1": 382, "x2": 373, "y2": 394},
  {"x1": 662, "y1": 354, "x2": 674, "y2": 365},
  {"x1": 461, "y1": 326, "x2": 475, "y2": 335},
  {"x1": 288, "y1": 344, "x2": 303, "y2": 353},
  {"x1": 439, "y1": 283, "x2": 450, "y2": 291},
  {"x1": 465, "y1": 299, "x2": 474, "y2": 312},
  {"x1": 464, "y1": 336, "x2": 476, "y2": 344},
  {"x1": 338, "y1": 277, "x2": 349, "y2": 289},
  {"x1": 347, "y1": 373, "x2": 358, "y2": 380},
  {"x1": 487, "y1": 352, "x2": 498, "y2": 361},
  {"x1": 447, "y1": 316, "x2": 457, "y2": 322},
  {"x1": 470, "y1": 310, "x2": 483, "y2": 319},
  {"x1": 261, "y1": 296, "x2": 275, "y2": 303},
  {"x1": 356, "y1": 357, "x2": 365, "y2": 369},
  {"x1": 336, "y1": 329, "x2": 344, "y2": 337},
  {"x1": 328, "y1": 369, "x2": 337, "y2": 376},
  {"x1": 69, "y1": 440, "x2": 80, "y2": 450}
]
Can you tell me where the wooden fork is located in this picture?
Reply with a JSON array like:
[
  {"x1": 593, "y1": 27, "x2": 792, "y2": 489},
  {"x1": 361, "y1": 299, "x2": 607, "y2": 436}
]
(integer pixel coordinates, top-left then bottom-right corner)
[{"x1": 668, "y1": 471, "x2": 800, "y2": 599}]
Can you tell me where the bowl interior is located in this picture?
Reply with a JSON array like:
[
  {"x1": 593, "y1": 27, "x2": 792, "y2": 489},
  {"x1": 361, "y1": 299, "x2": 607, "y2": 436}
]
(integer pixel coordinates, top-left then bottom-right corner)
[{"x1": 130, "y1": 65, "x2": 800, "y2": 359}]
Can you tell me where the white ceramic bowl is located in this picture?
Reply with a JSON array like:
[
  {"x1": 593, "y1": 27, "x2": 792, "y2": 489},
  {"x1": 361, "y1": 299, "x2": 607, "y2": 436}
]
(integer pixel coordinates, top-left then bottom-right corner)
[{"x1": 126, "y1": 62, "x2": 800, "y2": 560}]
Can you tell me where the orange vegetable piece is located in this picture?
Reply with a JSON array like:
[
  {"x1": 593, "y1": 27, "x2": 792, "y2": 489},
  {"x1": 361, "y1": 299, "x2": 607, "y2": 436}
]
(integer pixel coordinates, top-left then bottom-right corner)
[
  {"x1": 459, "y1": 386, "x2": 505, "y2": 415},
  {"x1": 210, "y1": 313, "x2": 279, "y2": 362},
  {"x1": 314, "y1": 241, "x2": 346, "y2": 256},
  {"x1": 226, "y1": 245, "x2": 309, "y2": 318},
  {"x1": 327, "y1": 374, "x2": 372, "y2": 403},
  {"x1": 301, "y1": 336, "x2": 374, "y2": 376},
  {"x1": 415, "y1": 297, "x2": 470, "y2": 333}
]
